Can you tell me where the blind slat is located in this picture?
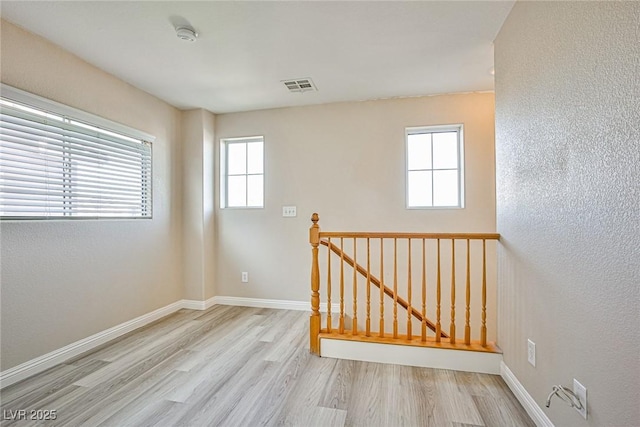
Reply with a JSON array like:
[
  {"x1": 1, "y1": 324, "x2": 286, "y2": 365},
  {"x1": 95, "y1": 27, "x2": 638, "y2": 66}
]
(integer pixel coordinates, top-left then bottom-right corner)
[
  {"x1": 1, "y1": 198, "x2": 145, "y2": 208},
  {"x1": 1, "y1": 207, "x2": 146, "y2": 214},
  {"x1": 0, "y1": 131, "x2": 151, "y2": 168},
  {"x1": 0, "y1": 172, "x2": 151, "y2": 188},
  {"x1": 3, "y1": 179, "x2": 150, "y2": 194},
  {"x1": 1, "y1": 187, "x2": 146, "y2": 200},
  {"x1": 0, "y1": 156, "x2": 149, "y2": 182},
  {"x1": 0, "y1": 110, "x2": 150, "y2": 151},
  {"x1": 0, "y1": 115, "x2": 151, "y2": 157},
  {"x1": 0, "y1": 165, "x2": 147, "y2": 186},
  {"x1": 0, "y1": 122, "x2": 151, "y2": 162}
]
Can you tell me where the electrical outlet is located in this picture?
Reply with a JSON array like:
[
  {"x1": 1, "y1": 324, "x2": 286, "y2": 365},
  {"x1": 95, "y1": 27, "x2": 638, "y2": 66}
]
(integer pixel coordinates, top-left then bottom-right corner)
[
  {"x1": 282, "y1": 206, "x2": 297, "y2": 217},
  {"x1": 573, "y1": 379, "x2": 587, "y2": 419},
  {"x1": 241, "y1": 272, "x2": 249, "y2": 283},
  {"x1": 527, "y1": 339, "x2": 536, "y2": 367}
]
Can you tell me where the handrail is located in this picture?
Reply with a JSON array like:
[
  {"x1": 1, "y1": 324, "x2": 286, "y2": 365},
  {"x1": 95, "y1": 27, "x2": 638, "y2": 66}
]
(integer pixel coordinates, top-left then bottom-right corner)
[
  {"x1": 320, "y1": 231, "x2": 500, "y2": 240},
  {"x1": 320, "y1": 238, "x2": 448, "y2": 338},
  {"x1": 309, "y1": 213, "x2": 500, "y2": 356}
]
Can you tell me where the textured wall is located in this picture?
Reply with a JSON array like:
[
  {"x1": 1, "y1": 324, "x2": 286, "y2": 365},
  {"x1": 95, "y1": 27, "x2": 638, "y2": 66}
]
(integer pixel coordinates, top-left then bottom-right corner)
[
  {"x1": 214, "y1": 93, "x2": 496, "y2": 308},
  {"x1": 495, "y1": 2, "x2": 640, "y2": 426},
  {"x1": 0, "y1": 20, "x2": 184, "y2": 370}
]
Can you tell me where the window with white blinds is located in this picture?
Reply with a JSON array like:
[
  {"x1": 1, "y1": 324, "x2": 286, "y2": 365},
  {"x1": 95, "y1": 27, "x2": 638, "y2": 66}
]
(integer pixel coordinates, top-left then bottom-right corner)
[{"x1": 0, "y1": 88, "x2": 152, "y2": 219}]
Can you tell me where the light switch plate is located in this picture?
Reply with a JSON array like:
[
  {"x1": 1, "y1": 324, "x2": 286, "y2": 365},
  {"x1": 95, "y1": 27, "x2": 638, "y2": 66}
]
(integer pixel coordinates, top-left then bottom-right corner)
[{"x1": 282, "y1": 206, "x2": 297, "y2": 217}]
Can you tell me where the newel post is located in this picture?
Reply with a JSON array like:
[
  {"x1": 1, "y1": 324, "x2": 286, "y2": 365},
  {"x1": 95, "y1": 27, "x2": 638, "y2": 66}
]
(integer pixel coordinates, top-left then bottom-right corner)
[{"x1": 310, "y1": 213, "x2": 321, "y2": 355}]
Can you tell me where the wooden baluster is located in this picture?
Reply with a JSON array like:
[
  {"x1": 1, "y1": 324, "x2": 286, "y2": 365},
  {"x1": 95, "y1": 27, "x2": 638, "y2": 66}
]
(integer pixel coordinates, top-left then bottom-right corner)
[
  {"x1": 326, "y1": 237, "x2": 332, "y2": 333},
  {"x1": 407, "y1": 239, "x2": 412, "y2": 340},
  {"x1": 339, "y1": 238, "x2": 345, "y2": 334},
  {"x1": 421, "y1": 238, "x2": 427, "y2": 342},
  {"x1": 393, "y1": 238, "x2": 398, "y2": 339},
  {"x1": 481, "y1": 239, "x2": 487, "y2": 347},
  {"x1": 366, "y1": 238, "x2": 371, "y2": 337},
  {"x1": 465, "y1": 239, "x2": 471, "y2": 345},
  {"x1": 379, "y1": 238, "x2": 385, "y2": 338},
  {"x1": 309, "y1": 213, "x2": 321, "y2": 355},
  {"x1": 436, "y1": 239, "x2": 441, "y2": 343},
  {"x1": 450, "y1": 239, "x2": 456, "y2": 344},
  {"x1": 352, "y1": 238, "x2": 358, "y2": 335}
]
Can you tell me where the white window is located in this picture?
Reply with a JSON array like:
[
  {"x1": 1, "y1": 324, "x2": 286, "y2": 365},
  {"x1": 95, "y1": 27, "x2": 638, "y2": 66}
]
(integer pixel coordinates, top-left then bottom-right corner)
[
  {"x1": 0, "y1": 85, "x2": 153, "y2": 219},
  {"x1": 406, "y1": 125, "x2": 464, "y2": 208},
  {"x1": 220, "y1": 136, "x2": 264, "y2": 208}
]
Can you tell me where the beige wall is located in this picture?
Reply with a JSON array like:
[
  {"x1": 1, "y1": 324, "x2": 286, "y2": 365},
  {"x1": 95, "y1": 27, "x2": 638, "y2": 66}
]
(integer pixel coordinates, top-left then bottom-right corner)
[
  {"x1": 495, "y1": 2, "x2": 640, "y2": 426},
  {"x1": 0, "y1": 20, "x2": 184, "y2": 370},
  {"x1": 181, "y1": 109, "x2": 216, "y2": 300},
  {"x1": 214, "y1": 93, "x2": 496, "y2": 305}
]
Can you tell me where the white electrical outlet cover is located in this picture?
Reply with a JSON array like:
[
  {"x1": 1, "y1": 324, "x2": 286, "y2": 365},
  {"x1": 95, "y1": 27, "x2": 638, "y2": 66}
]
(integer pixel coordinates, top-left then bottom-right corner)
[
  {"x1": 573, "y1": 379, "x2": 587, "y2": 419},
  {"x1": 527, "y1": 339, "x2": 536, "y2": 367}
]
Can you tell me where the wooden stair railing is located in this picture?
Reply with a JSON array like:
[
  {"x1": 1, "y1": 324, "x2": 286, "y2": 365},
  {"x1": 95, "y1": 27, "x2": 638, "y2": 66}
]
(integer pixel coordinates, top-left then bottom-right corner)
[
  {"x1": 309, "y1": 213, "x2": 501, "y2": 356},
  {"x1": 319, "y1": 238, "x2": 447, "y2": 338}
]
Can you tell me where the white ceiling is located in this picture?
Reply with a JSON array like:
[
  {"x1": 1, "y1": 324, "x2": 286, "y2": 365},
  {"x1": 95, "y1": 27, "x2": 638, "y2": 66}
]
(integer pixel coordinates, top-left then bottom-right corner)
[{"x1": 0, "y1": 1, "x2": 514, "y2": 114}]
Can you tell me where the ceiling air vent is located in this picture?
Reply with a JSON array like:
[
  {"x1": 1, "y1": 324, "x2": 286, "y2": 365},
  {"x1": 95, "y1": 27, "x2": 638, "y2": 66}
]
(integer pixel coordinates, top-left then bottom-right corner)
[{"x1": 282, "y1": 78, "x2": 317, "y2": 93}]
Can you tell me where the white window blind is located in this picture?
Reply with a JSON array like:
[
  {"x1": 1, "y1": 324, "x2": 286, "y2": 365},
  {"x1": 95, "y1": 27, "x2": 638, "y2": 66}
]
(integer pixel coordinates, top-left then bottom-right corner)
[{"x1": 0, "y1": 92, "x2": 152, "y2": 219}]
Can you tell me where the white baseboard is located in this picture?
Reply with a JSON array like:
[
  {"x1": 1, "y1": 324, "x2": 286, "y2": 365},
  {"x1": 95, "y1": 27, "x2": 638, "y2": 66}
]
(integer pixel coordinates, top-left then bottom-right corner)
[
  {"x1": 181, "y1": 297, "x2": 217, "y2": 310},
  {"x1": 212, "y1": 296, "x2": 338, "y2": 313},
  {"x1": 0, "y1": 300, "x2": 184, "y2": 389},
  {"x1": 500, "y1": 361, "x2": 554, "y2": 427},
  {"x1": 321, "y1": 338, "x2": 503, "y2": 375}
]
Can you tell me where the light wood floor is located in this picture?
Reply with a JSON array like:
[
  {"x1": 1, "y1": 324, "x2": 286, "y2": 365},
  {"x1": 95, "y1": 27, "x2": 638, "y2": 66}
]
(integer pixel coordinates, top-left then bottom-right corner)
[{"x1": 1, "y1": 306, "x2": 534, "y2": 427}]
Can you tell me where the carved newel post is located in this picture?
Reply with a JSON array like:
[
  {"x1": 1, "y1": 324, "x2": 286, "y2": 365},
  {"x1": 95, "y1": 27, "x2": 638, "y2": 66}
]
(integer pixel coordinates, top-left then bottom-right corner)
[{"x1": 309, "y1": 213, "x2": 321, "y2": 355}]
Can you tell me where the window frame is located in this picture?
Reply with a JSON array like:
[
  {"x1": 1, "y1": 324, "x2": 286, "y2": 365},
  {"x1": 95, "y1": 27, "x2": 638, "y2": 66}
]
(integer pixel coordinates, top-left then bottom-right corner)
[
  {"x1": 220, "y1": 136, "x2": 264, "y2": 209},
  {"x1": 0, "y1": 84, "x2": 154, "y2": 221},
  {"x1": 405, "y1": 124, "x2": 465, "y2": 209}
]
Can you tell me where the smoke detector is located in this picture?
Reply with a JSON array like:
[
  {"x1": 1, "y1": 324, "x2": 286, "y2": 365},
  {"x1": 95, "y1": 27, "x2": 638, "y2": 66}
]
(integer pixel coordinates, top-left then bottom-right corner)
[{"x1": 176, "y1": 26, "x2": 198, "y2": 42}]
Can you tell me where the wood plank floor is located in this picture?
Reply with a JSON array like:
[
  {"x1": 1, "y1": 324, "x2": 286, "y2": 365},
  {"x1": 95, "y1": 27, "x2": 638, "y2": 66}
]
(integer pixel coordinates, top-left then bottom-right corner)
[{"x1": 1, "y1": 306, "x2": 534, "y2": 427}]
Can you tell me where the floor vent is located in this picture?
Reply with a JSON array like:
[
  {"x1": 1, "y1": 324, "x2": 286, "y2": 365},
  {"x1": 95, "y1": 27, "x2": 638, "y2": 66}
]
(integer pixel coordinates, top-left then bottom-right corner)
[{"x1": 282, "y1": 78, "x2": 317, "y2": 93}]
